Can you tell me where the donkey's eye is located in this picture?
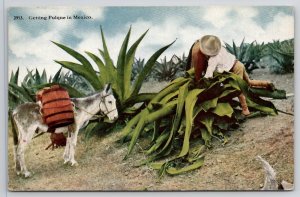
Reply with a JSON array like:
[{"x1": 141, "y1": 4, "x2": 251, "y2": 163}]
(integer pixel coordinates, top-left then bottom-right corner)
[{"x1": 108, "y1": 101, "x2": 112, "y2": 104}]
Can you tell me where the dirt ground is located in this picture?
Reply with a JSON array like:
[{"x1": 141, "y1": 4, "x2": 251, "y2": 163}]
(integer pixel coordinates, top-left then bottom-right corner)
[{"x1": 7, "y1": 68, "x2": 294, "y2": 191}]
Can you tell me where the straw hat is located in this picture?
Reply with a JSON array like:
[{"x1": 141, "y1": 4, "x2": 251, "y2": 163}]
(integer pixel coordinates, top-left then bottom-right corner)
[{"x1": 199, "y1": 35, "x2": 221, "y2": 56}]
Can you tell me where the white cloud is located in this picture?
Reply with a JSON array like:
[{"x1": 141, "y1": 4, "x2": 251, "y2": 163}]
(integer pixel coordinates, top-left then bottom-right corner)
[
  {"x1": 201, "y1": 7, "x2": 293, "y2": 44},
  {"x1": 262, "y1": 13, "x2": 294, "y2": 42},
  {"x1": 202, "y1": 6, "x2": 232, "y2": 28},
  {"x1": 79, "y1": 7, "x2": 105, "y2": 19},
  {"x1": 234, "y1": 7, "x2": 258, "y2": 18}
]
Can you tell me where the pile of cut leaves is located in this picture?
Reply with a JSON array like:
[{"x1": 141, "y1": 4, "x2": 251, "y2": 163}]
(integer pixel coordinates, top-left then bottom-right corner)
[{"x1": 120, "y1": 69, "x2": 286, "y2": 176}]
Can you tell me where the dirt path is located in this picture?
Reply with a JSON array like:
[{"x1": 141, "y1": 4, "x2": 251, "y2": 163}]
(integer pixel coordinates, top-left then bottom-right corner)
[{"x1": 8, "y1": 70, "x2": 294, "y2": 191}]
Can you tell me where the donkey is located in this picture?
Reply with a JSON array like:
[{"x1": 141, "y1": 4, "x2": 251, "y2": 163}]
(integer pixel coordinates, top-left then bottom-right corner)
[{"x1": 11, "y1": 84, "x2": 118, "y2": 178}]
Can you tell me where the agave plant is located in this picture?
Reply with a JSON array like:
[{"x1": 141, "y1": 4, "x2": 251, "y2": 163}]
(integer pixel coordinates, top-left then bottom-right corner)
[
  {"x1": 120, "y1": 68, "x2": 286, "y2": 176},
  {"x1": 152, "y1": 55, "x2": 184, "y2": 81},
  {"x1": 178, "y1": 53, "x2": 188, "y2": 71},
  {"x1": 60, "y1": 71, "x2": 94, "y2": 95},
  {"x1": 9, "y1": 68, "x2": 50, "y2": 111},
  {"x1": 53, "y1": 27, "x2": 174, "y2": 111},
  {"x1": 242, "y1": 41, "x2": 267, "y2": 72},
  {"x1": 52, "y1": 27, "x2": 175, "y2": 137},
  {"x1": 131, "y1": 58, "x2": 145, "y2": 81},
  {"x1": 224, "y1": 39, "x2": 266, "y2": 73},
  {"x1": 8, "y1": 68, "x2": 26, "y2": 114},
  {"x1": 8, "y1": 68, "x2": 84, "y2": 114},
  {"x1": 224, "y1": 39, "x2": 248, "y2": 61},
  {"x1": 267, "y1": 39, "x2": 294, "y2": 74},
  {"x1": 9, "y1": 68, "x2": 47, "y2": 107}
]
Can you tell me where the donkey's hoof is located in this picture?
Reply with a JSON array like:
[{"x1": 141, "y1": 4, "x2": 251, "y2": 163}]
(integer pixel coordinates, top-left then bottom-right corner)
[
  {"x1": 70, "y1": 160, "x2": 78, "y2": 166},
  {"x1": 24, "y1": 171, "x2": 32, "y2": 178},
  {"x1": 16, "y1": 171, "x2": 21, "y2": 176},
  {"x1": 63, "y1": 160, "x2": 70, "y2": 165}
]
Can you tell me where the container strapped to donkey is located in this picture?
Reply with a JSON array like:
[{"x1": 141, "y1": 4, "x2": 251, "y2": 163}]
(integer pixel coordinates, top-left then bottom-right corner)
[{"x1": 36, "y1": 85, "x2": 75, "y2": 130}]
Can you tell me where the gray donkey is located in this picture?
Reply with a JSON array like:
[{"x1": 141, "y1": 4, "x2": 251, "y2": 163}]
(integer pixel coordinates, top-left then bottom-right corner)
[{"x1": 11, "y1": 84, "x2": 118, "y2": 178}]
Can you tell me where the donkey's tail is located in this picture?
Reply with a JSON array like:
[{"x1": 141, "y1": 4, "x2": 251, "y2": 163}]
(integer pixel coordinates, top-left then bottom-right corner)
[
  {"x1": 185, "y1": 42, "x2": 196, "y2": 71},
  {"x1": 10, "y1": 112, "x2": 18, "y2": 146}
]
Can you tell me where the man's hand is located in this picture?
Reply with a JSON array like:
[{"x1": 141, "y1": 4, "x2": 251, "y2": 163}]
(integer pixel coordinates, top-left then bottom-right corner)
[
  {"x1": 203, "y1": 73, "x2": 213, "y2": 79},
  {"x1": 203, "y1": 75, "x2": 213, "y2": 80}
]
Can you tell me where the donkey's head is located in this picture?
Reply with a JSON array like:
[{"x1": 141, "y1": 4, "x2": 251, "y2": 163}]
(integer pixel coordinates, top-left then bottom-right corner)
[{"x1": 100, "y1": 84, "x2": 118, "y2": 121}]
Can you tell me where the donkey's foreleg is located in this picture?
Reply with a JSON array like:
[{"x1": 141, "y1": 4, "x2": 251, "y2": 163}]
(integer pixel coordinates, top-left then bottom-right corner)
[
  {"x1": 17, "y1": 142, "x2": 31, "y2": 178},
  {"x1": 69, "y1": 129, "x2": 79, "y2": 166},
  {"x1": 12, "y1": 117, "x2": 21, "y2": 175},
  {"x1": 13, "y1": 144, "x2": 21, "y2": 175},
  {"x1": 16, "y1": 126, "x2": 36, "y2": 178},
  {"x1": 63, "y1": 136, "x2": 71, "y2": 164}
]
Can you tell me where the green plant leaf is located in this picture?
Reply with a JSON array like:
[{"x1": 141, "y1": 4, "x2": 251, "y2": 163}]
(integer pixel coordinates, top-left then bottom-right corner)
[
  {"x1": 131, "y1": 40, "x2": 176, "y2": 97},
  {"x1": 125, "y1": 113, "x2": 147, "y2": 158},
  {"x1": 224, "y1": 42, "x2": 234, "y2": 54},
  {"x1": 55, "y1": 61, "x2": 101, "y2": 90},
  {"x1": 10, "y1": 67, "x2": 19, "y2": 84},
  {"x1": 52, "y1": 67, "x2": 62, "y2": 82},
  {"x1": 84, "y1": 122, "x2": 98, "y2": 139},
  {"x1": 99, "y1": 27, "x2": 117, "y2": 77},
  {"x1": 198, "y1": 97, "x2": 218, "y2": 112},
  {"x1": 150, "y1": 78, "x2": 189, "y2": 103},
  {"x1": 166, "y1": 157, "x2": 204, "y2": 175},
  {"x1": 159, "y1": 82, "x2": 189, "y2": 155},
  {"x1": 123, "y1": 93, "x2": 156, "y2": 108},
  {"x1": 25, "y1": 69, "x2": 35, "y2": 85},
  {"x1": 200, "y1": 128, "x2": 212, "y2": 146},
  {"x1": 35, "y1": 69, "x2": 42, "y2": 85},
  {"x1": 99, "y1": 27, "x2": 125, "y2": 100},
  {"x1": 52, "y1": 41, "x2": 95, "y2": 72},
  {"x1": 219, "y1": 89, "x2": 239, "y2": 100},
  {"x1": 246, "y1": 98, "x2": 277, "y2": 115},
  {"x1": 124, "y1": 29, "x2": 149, "y2": 99},
  {"x1": 84, "y1": 122, "x2": 113, "y2": 140},
  {"x1": 178, "y1": 89, "x2": 204, "y2": 158},
  {"x1": 57, "y1": 83, "x2": 85, "y2": 98},
  {"x1": 249, "y1": 88, "x2": 286, "y2": 99},
  {"x1": 9, "y1": 83, "x2": 34, "y2": 102},
  {"x1": 85, "y1": 51, "x2": 107, "y2": 88},
  {"x1": 99, "y1": 49, "x2": 122, "y2": 99},
  {"x1": 120, "y1": 112, "x2": 142, "y2": 139},
  {"x1": 41, "y1": 69, "x2": 47, "y2": 84},
  {"x1": 146, "y1": 130, "x2": 169, "y2": 155},
  {"x1": 199, "y1": 115, "x2": 214, "y2": 135},
  {"x1": 232, "y1": 40, "x2": 237, "y2": 57},
  {"x1": 149, "y1": 162, "x2": 165, "y2": 170},
  {"x1": 8, "y1": 87, "x2": 29, "y2": 103},
  {"x1": 117, "y1": 26, "x2": 131, "y2": 99},
  {"x1": 146, "y1": 100, "x2": 178, "y2": 123},
  {"x1": 212, "y1": 102, "x2": 234, "y2": 117},
  {"x1": 160, "y1": 90, "x2": 179, "y2": 104},
  {"x1": 151, "y1": 120, "x2": 161, "y2": 142},
  {"x1": 21, "y1": 83, "x2": 36, "y2": 100}
]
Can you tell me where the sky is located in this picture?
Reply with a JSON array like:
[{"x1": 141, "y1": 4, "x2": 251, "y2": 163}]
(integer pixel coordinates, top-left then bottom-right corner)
[{"x1": 8, "y1": 6, "x2": 294, "y2": 81}]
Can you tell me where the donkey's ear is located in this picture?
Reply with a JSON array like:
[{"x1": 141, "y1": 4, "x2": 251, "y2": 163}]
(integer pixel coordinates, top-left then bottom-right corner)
[{"x1": 104, "y1": 83, "x2": 112, "y2": 94}]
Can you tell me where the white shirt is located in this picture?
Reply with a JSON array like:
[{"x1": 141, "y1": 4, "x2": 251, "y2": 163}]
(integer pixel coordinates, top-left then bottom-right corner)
[{"x1": 204, "y1": 47, "x2": 236, "y2": 78}]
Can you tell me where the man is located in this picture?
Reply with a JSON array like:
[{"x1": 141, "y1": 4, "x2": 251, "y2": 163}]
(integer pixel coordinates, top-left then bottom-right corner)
[
  {"x1": 188, "y1": 35, "x2": 273, "y2": 116},
  {"x1": 186, "y1": 39, "x2": 208, "y2": 81}
]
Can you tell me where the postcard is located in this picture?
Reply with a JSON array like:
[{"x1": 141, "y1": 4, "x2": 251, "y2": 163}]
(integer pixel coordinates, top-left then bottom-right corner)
[{"x1": 7, "y1": 6, "x2": 294, "y2": 191}]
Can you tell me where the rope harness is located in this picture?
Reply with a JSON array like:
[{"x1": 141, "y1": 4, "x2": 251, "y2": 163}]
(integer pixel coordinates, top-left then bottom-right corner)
[{"x1": 72, "y1": 94, "x2": 117, "y2": 119}]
